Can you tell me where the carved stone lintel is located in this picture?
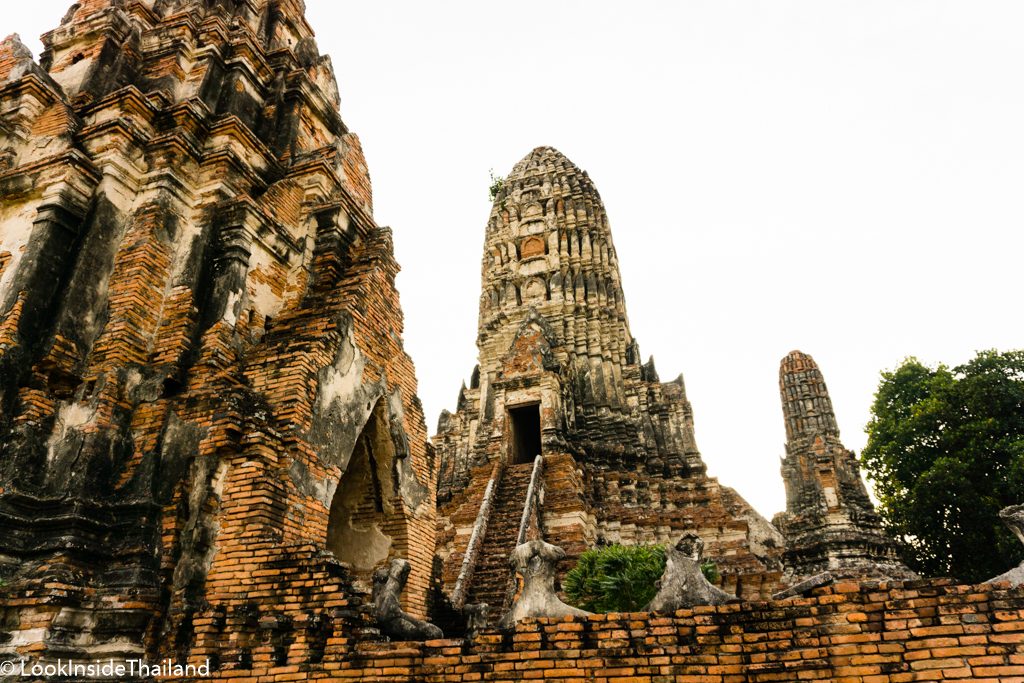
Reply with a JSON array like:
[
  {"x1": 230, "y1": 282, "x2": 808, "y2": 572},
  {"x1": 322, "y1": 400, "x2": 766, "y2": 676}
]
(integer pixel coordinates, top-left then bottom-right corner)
[
  {"x1": 371, "y1": 559, "x2": 443, "y2": 641},
  {"x1": 986, "y1": 505, "x2": 1024, "y2": 586},
  {"x1": 645, "y1": 534, "x2": 736, "y2": 612},
  {"x1": 502, "y1": 540, "x2": 591, "y2": 628}
]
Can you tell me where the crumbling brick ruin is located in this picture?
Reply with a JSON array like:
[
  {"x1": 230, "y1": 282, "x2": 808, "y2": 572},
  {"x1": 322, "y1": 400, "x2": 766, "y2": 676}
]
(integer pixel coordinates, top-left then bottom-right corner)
[
  {"x1": 0, "y1": 0, "x2": 435, "y2": 668},
  {"x1": 774, "y1": 350, "x2": 917, "y2": 586},
  {"x1": 3, "y1": 3, "x2": 1022, "y2": 682},
  {"x1": 433, "y1": 147, "x2": 785, "y2": 616}
]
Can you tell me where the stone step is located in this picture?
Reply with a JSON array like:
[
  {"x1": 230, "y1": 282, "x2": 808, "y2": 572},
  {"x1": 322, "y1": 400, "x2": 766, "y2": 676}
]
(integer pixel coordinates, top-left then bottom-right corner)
[{"x1": 464, "y1": 463, "x2": 538, "y2": 614}]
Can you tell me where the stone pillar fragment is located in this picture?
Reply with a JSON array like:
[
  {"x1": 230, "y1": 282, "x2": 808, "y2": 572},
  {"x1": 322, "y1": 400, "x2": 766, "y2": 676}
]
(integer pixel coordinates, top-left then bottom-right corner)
[
  {"x1": 645, "y1": 534, "x2": 736, "y2": 612},
  {"x1": 502, "y1": 540, "x2": 591, "y2": 627}
]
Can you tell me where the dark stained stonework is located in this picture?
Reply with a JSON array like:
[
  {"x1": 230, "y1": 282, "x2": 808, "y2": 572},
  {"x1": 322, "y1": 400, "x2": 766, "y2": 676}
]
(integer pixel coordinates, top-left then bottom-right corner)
[
  {"x1": 773, "y1": 350, "x2": 916, "y2": 586},
  {"x1": 645, "y1": 534, "x2": 736, "y2": 612},
  {"x1": 0, "y1": 0, "x2": 435, "y2": 668},
  {"x1": 372, "y1": 559, "x2": 444, "y2": 640},
  {"x1": 987, "y1": 504, "x2": 1024, "y2": 585},
  {"x1": 501, "y1": 540, "x2": 591, "y2": 627},
  {"x1": 434, "y1": 147, "x2": 783, "y2": 618}
]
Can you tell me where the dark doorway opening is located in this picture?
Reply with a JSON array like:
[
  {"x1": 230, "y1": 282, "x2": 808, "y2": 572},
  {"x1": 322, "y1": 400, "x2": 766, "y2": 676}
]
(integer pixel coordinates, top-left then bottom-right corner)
[{"x1": 509, "y1": 403, "x2": 542, "y2": 465}]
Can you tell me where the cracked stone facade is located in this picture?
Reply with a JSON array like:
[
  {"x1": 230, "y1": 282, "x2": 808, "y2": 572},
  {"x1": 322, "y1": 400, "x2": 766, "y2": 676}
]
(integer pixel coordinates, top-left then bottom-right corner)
[
  {"x1": 0, "y1": 0, "x2": 435, "y2": 670},
  {"x1": 773, "y1": 350, "x2": 916, "y2": 586},
  {"x1": 434, "y1": 147, "x2": 784, "y2": 614}
]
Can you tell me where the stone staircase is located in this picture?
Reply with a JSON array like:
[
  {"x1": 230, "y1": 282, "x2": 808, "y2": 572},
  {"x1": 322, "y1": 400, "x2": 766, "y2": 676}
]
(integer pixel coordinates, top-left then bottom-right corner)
[{"x1": 465, "y1": 462, "x2": 535, "y2": 616}]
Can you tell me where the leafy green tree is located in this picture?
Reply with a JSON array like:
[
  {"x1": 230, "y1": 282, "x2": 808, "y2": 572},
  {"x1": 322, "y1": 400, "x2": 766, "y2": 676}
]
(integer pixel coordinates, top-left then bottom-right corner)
[{"x1": 862, "y1": 350, "x2": 1024, "y2": 583}]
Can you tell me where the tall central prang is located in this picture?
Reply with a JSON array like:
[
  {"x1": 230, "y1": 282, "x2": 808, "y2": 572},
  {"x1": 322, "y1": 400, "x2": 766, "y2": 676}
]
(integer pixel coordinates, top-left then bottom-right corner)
[
  {"x1": 435, "y1": 147, "x2": 783, "y2": 616},
  {"x1": 441, "y1": 147, "x2": 701, "y2": 481}
]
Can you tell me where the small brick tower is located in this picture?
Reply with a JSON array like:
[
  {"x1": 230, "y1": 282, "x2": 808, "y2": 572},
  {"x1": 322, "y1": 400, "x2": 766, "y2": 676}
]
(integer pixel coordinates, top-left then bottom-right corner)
[{"x1": 773, "y1": 351, "x2": 916, "y2": 586}]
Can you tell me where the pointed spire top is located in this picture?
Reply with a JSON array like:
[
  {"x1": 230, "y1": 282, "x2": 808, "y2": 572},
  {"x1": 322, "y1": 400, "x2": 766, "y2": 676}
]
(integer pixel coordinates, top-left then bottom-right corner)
[
  {"x1": 779, "y1": 350, "x2": 839, "y2": 442},
  {"x1": 505, "y1": 146, "x2": 596, "y2": 194},
  {"x1": 0, "y1": 34, "x2": 36, "y2": 85}
]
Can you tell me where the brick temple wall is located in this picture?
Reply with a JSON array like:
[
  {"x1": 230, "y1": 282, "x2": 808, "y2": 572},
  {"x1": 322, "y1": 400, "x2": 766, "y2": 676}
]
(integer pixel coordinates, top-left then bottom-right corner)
[{"x1": 182, "y1": 579, "x2": 1023, "y2": 682}]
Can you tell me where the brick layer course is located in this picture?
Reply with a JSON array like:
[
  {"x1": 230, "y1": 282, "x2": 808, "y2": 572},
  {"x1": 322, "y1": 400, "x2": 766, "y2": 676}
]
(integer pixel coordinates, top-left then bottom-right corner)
[{"x1": 182, "y1": 580, "x2": 1024, "y2": 682}]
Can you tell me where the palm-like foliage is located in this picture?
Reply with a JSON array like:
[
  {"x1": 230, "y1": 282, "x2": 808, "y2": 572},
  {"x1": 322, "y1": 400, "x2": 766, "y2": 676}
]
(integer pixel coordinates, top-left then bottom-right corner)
[{"x1": 564, "y1": 544, "x2": 666, "y2": 613}]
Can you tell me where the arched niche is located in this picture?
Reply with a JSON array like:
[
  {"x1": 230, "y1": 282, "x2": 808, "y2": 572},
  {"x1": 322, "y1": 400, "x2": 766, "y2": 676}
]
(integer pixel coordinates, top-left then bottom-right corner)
[
  {"x1": 325, "y1": 398, "x2": 408, "y2": 582},
  {"x1": 520, "y1": 235, "x2": 546, "y2": 259},
  {"x1": 523, "y1": 278, "x2": 546, "y2": 302}
]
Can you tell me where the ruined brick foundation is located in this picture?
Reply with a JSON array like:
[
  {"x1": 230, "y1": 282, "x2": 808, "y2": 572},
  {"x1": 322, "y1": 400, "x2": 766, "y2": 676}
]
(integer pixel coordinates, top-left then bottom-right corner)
[{"x1": 175, "y1": 579, "x2": 1024, "y2": 681}]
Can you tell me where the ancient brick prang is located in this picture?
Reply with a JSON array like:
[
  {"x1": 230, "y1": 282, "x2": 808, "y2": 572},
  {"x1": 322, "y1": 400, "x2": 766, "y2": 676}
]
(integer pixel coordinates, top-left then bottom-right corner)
[
  {"x1": 774, "y1": 350, "x2": 916, "y2": 586},
  {"x1": 0, "y1": 0, "x2": 435, "y2": 669},
  {"x1": 435, "y1": 148, "x2": 783, "y2": 616}
]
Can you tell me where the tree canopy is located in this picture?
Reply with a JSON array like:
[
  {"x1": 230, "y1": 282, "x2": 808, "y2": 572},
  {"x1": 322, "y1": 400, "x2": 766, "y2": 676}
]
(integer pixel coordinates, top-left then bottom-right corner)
[{"x1": 861, "y1": 349, "x2": 1024, "y2": 583}]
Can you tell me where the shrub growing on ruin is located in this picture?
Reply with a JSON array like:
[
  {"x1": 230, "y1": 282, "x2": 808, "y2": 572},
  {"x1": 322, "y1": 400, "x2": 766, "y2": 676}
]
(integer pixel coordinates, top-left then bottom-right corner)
[
  {"x1": 563, "y1": 544, "x2": 722, "y2": 613},
  {"x1": 564, "y1": 544, "x2": 665, "y2": 613}
]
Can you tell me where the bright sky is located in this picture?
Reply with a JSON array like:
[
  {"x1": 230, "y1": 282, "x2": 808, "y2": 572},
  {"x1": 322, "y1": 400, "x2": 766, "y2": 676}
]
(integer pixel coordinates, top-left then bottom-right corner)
[{"x1": 11, "y1": 1, "x2": 1024, "y2": 519}]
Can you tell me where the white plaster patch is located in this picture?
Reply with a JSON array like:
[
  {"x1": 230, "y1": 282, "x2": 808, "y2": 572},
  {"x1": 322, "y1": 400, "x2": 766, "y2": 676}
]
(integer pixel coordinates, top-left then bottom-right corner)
[
  {"x1": 50, "y1": 57, "x2": 94, "y2": 98},
  {"x1": 823, "y1": 486, "x2": 839, "y2": 509},
  {"x1": 45, "y1": 401, "x2": 96, "y2": 463},
  {"x1": 222, "y1": 288, "x2": 242, "y2": 326},
  {"x1": 4, "y1": 628, "x2": 48, "y2": 648},
  {"x1": 0, "y1": 202, "x2": 37, "y2": 304},
  {"x1": 318, "y1": 334, "x2": 364, "y2": 416}
]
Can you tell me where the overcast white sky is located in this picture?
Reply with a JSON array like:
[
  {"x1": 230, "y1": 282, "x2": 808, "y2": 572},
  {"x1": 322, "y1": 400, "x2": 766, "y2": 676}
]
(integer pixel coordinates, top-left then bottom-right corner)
[{"x1": 11, "y1": 1, "x2": 1024, "y2": 519}]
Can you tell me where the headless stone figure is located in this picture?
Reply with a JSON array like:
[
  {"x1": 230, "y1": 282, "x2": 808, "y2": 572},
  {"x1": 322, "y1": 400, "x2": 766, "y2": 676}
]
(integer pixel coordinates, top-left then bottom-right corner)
[
  {"x1": 987, "y1": 505, "x2": 1024, "y2": 585},
  {"x1": 502, "y1": 540, "x2": 592, "y2": 627},
  {"x1": 372, "y1": 559, "x2": 443, "y2": 640},
  {"x1": 645, "y1": 534, "x2": 736, "y2": 612}
]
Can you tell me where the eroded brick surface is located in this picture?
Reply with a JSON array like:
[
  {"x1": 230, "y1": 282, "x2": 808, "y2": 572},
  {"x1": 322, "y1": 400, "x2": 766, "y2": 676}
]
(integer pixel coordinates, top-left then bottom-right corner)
[
  {"x1": 773, "y1": 351, "x2": 917, "y2": 586},
  {"x1": 0, "y1": 0, "x2": 434, "y2": 670}
]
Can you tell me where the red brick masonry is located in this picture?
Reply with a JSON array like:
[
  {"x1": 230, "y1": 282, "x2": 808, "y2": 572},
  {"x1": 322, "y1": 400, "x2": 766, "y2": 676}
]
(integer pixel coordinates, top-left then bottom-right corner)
[{"x1": 187, "y1": 578, "x2": 1023, "y2": 681}]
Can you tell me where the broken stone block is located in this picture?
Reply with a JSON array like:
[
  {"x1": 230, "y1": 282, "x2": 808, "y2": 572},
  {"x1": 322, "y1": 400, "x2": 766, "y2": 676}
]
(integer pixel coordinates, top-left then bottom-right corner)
[
  {"x1": 986, "y1": 504, "x2": 1024, "y2": 585},
  {"x1": 772, "y1": 572, "x2": 835, "y2": 600},
  {"x1": 462, "y1": 603, "x2": 491, "y2": 636},
  {"x1": 645, "y1": 534, "x2": 736, "y2": 612},
  {"x1": 502, "y1": 540, "x2": 592, "y2": 627},
  {"x1": 372, "y1": 559, "x2": 444, "y2": 641}
]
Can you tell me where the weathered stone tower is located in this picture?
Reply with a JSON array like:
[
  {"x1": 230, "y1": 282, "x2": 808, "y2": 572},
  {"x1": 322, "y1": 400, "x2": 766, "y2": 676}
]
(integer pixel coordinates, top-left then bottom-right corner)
[
  {"x1": 0, "y1": 0, "x2": 434, "y2": 670},
  {"x1": 773, "y1": 351, "x2": 916, "y2": 585},
  {"x1": 435, "y1": 147, "x2": 783, "y2": 615}
]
